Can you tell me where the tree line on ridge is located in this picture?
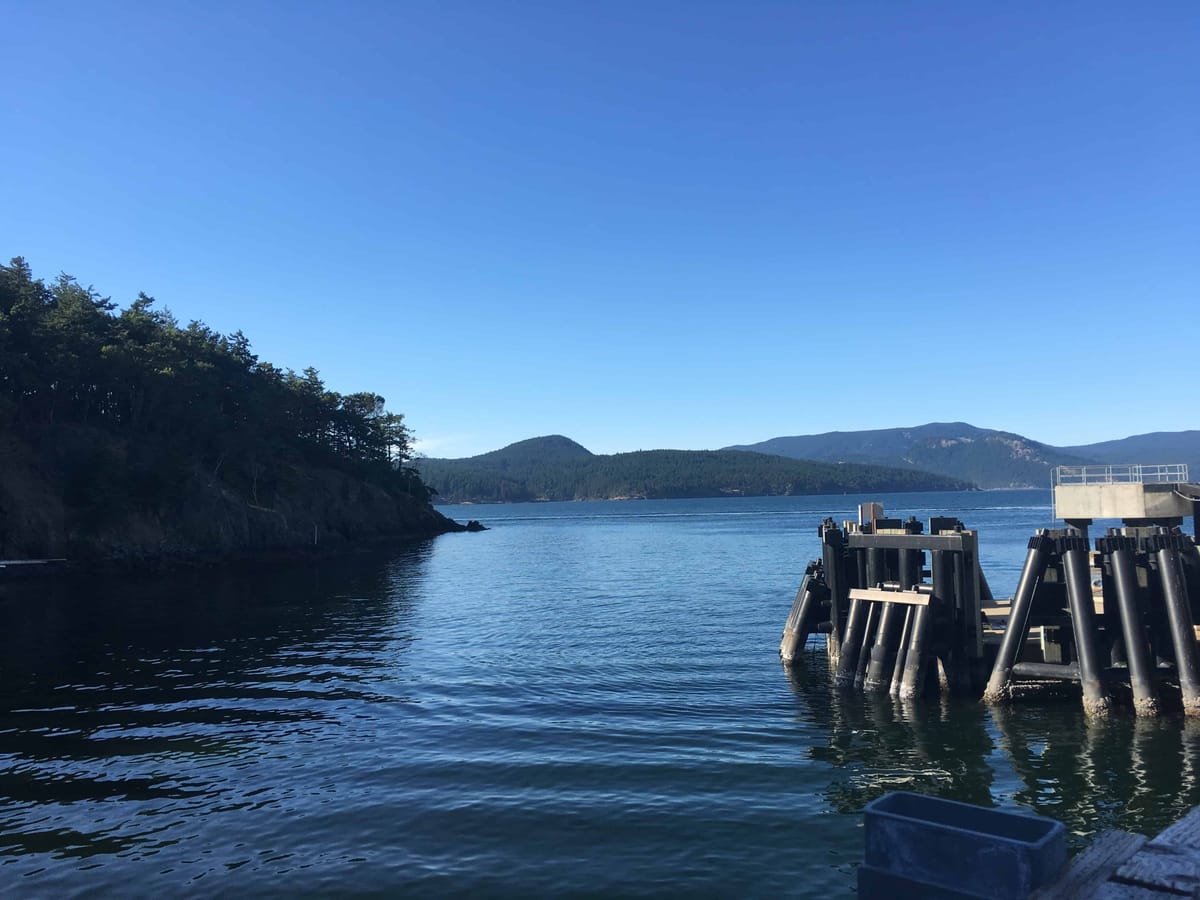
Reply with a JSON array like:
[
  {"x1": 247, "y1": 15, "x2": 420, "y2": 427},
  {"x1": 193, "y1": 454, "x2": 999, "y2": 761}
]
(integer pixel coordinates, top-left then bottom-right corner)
[{"x1": 0, "y1": 256, "x2": 431, "y2": 529}]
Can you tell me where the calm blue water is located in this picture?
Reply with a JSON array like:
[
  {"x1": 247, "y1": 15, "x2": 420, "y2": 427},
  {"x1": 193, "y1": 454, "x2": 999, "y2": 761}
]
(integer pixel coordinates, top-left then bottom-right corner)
[{"x1": 2, "y1": 490, "x2": 1199, "y2": 896}]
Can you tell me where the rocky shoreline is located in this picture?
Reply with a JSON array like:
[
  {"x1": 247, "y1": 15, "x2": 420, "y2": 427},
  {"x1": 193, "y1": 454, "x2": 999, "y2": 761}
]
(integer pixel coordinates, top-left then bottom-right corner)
[{"x1": 1, "y1": 432, "x2": 486, "y2": 572}]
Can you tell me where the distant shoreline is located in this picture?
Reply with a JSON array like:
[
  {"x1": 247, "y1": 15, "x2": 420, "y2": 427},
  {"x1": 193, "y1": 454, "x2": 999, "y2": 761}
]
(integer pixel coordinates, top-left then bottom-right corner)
[{"x1": 431, "y1": 486, "x2": 1006, "y2": 506}]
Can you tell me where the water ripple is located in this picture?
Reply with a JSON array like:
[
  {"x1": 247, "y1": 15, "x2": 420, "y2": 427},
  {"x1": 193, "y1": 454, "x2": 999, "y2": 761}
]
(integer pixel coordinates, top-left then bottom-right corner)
[{"x1": 0, "y1": 492, "x2": 1196, "y2": 895}]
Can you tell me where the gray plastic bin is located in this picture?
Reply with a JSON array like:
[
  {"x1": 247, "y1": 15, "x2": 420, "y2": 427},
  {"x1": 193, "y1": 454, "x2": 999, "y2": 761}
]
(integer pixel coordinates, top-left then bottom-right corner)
[{"x1": 860, "y1": 791, "x2": 1066, "y2": 900}]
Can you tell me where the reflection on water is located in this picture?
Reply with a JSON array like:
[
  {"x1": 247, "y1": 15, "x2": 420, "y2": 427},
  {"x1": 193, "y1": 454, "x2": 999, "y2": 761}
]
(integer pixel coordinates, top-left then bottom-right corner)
[
  {"x1": 0, "y1": 546, "x2": 433, "y2": 880},
  {"x1": 784, "y1": 648, "x2": 1200, "y2": 852},
  {"x1": 991, "y1": 706, "x2": 1200, "y2": 845},
  {"x1": 783, "y1": 659, "x2": 995, "y2": 813}
]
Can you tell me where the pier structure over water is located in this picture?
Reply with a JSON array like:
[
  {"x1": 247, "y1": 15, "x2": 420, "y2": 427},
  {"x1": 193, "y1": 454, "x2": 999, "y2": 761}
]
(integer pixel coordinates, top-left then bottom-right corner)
[
  {"x1": 1053, "y1": 463, "x2": 1200, "y2": 537},
  {"x1": 986, "y1": 464, "x2": 1200, "y2": 716},
  {"x1": 781, "y1": 464, "x2": 1200, "y2": 717},
  {"x1": 780, "y1": 502, "x2": 995, "y2": 699}
]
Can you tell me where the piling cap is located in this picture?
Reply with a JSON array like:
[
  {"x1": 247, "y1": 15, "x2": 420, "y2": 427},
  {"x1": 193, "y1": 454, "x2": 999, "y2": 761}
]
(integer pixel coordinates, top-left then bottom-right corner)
[
  {"x1": 1096, "y1": 535, "x2": 1139, "y2": 553},
  {"x1": 1027, "y1": 534, "x2": 1055, "y2": 552},
  {"x1": 1055, "y1": 535, "x2": 1089, "y2": 554},
  {"x1": 1144, "y1": 533, "x2": 1193, "y2": 552}
]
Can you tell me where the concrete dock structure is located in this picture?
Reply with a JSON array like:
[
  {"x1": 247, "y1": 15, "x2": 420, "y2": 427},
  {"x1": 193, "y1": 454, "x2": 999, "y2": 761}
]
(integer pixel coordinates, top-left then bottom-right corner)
[{"x1": 782, "y1": 464, "x2": 1200, "y2": 718}]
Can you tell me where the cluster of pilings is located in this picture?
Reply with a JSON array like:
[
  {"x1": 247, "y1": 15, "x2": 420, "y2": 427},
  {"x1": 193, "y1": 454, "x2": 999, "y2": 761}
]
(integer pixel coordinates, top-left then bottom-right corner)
[
  {"x1": 782, "y1": 503, "x2": 1200, "y2": 716},
  {"x1": 983, "y1": 527, "x2": 1200, "y2": 717},
  {"x1": 780, "y1": 509, "x2": 994, "y2": 700}
]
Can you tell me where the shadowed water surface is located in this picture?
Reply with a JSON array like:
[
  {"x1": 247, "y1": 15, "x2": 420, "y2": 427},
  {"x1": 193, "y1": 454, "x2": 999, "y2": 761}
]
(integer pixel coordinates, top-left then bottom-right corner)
[{"x1": 2, "y1": 491, "x2": 1199, "y2": 896}]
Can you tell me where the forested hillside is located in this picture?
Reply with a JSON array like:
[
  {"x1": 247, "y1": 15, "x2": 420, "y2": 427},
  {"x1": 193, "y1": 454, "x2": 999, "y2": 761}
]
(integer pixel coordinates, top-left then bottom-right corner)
[
  {"x1": 1063, "y1": 432, "x2": 1200, "y2": 482},
  {"x1": 417, "y1": 436, "x2": 973, "y2": 503},
  {"x1": 726, "y1": 423, "x2": 1089, "y2": 489},
  {"x1": 0, "y1": 257, "x2": 457, "y2": 562}
]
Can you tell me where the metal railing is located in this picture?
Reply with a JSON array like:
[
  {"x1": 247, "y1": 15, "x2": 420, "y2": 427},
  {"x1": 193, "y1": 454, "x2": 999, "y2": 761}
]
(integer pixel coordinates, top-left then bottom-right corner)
[
  {"x1": 1051, "y1": 464, "x2": 1191, "y2": 520},
  {"x1": 1052, "y1": 463, "x2": 1190, "y2": 487}
]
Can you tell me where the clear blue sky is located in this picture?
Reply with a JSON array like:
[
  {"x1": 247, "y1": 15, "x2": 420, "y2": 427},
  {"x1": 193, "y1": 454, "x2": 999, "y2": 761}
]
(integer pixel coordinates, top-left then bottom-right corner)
[{"x1": 3, "y1": 1, "x2": 1196, "y2": 457}]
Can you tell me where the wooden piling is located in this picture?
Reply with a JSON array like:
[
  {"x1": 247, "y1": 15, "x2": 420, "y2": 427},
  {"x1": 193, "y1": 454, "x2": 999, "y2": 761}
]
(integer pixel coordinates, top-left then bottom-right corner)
[
  {"x1": 1103, "y1": 537, "x2": 1158, "y2": 716},
  {"x1": 834, "y1": 598, "x2": 867, "y2": 687},
  {"x1": 889, "y1": 606, "x2": 915, "y2": 697},
  {"x1": 1153, "y1": 536, "x2": 1200, "y2": 716},
  {"x1": 898, "y1": 605, "x2": 933, "y2": 701},
  {"x1": 780, "y1": 568, "x2": 818, "y2": 663},
  {"x1": 854, "y1": 603, "x2": 880, "y2": 690},
  {"x1": 1061, "y1": 534, "x2": 1110, "y2": 717},
  {"x1": 983, "y1": 534, "x2": 1052, "y2": 704},
  {"x1": 863, "y1": 603, "x2": 902, "y2": 692},
  {"x1": 820, "y1": 525, "x2": 846, "y2": 658}
]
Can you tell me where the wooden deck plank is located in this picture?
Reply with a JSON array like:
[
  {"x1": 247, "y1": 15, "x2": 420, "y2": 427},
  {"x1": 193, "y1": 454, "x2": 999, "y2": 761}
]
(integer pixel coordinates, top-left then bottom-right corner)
[
  {"x1": 1146, "y1": 806, "x2": 1200, "y2": 851},
  {"x1": 1032, "y1": 831, "x2": 1147, "y2": 900},
  {"x1": 1114, "y1": 842, "x2": 1200, "y2": 895},
  {"x1": 1094, "y1": 883, "x2": 1174, "y2": 900},
  {"x1": 847, "y1": 587, "x2": 929, "y2": 607}
]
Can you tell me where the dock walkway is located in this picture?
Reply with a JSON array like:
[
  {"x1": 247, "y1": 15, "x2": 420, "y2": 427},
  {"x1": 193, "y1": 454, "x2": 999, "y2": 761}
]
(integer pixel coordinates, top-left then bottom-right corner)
[{"x1": 1035, "y1": 807, "x2": 1200, "y2": 898}]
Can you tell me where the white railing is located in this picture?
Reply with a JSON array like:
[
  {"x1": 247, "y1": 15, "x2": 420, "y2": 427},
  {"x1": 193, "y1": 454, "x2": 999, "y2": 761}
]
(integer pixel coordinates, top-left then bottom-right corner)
[{"x1": 1052, "y1": 463, "x2": 1190, "y2": 488}]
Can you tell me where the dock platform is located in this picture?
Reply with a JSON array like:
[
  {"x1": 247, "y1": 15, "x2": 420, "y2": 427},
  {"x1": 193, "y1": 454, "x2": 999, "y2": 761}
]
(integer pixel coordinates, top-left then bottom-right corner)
[{"x1": 1034, "y1": 806, "x2": 1200, "y2": 898}]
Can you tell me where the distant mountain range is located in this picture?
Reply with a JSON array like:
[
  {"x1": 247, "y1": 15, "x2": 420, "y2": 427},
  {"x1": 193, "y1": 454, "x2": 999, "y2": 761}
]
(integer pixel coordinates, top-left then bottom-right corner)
[
  {"x1": 725, "y1": 423, "x2": 1200, "y2": 490},
  {"x1": 416, "y1": 425, "x2": 1200, "y2": 503},
  {"x1": 415, "y1": 436, "x2": 971, "y2": 504},
  {"x1": 1059, "y1": 431, "x2": 1200, "y2": 477}
]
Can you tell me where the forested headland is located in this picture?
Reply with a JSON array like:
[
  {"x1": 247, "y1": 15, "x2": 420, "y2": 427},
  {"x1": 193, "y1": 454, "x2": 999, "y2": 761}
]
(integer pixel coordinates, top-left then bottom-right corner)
[
  {"x1": 417, "y1": 436, "x2": 975, "y2": 503},
  {"x1": 0, "y1": 256, "x2": 460, "y2": 565}
]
